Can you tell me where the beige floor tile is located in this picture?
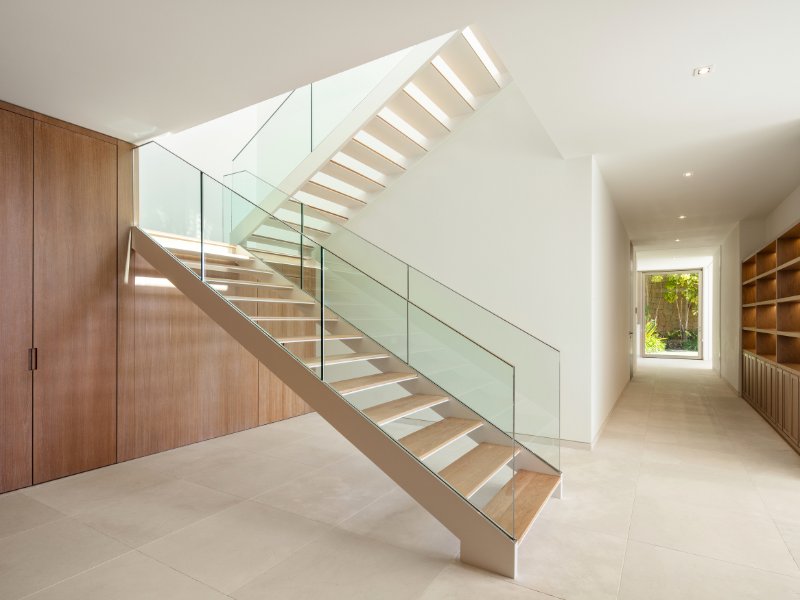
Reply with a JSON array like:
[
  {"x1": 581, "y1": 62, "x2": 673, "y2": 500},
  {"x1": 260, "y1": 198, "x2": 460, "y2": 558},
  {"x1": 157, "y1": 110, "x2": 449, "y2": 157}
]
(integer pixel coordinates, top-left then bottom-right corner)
[
  {"x1": 539, "y1": 484, "x2": 635, "y2": 538},
  {"x1": 181, "y1": 450, "x2": 311, "y2": 499},
  {"x1": 75, "y1": 479, "x2": 240, "y2": 547},
  {"x1": 0, "y1": 518, "x2": 128, "y2": 600},
  {"x1": 629, "y1": 495, "x2": 799, "y2": 576},
  {"x1": 231, "y1": 529, "x2": 449, "y2": 600},
  {"x1": 418, "y1": 563, "x2": 555, "y2": 599},
  {"x1": 261, "y1": 432, "x2": 360, "y2": 467},
  {"x1": 0, "y1": 492, "x2": 64, "y2": 540},
  {"x1": 139, "y1": 500, "x2": 330, "y2": 594},
  {"x1": 253, "y1": 453, "x2": 396, "y2": 525},
  {"x1": 338, "y1": 488, "x2": 459, "y2": 559},
  {"x1": 23, "y1": 461, "x2": 170, "y2": 516},
  {"x1": 24, "y1": 552, "x2": 228, "y2": 600},
  {"x1": 131, "y1": 440, "x2": 253, "y2": 478},
  {"x1": 635, "y1": 462, "x2": 766, "y2": 515},
  {"x1": 516, "y1": 520, "x2": 626, "y2": 600},
  {"x1": 619, "y1": 540, "x2": 800, "y2": 600}
]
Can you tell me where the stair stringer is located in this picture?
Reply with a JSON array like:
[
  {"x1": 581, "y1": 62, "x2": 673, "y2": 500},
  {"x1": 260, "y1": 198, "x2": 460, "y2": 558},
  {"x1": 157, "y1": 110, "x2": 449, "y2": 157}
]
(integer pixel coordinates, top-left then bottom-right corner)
[{"x1": 130, "y1": 226, "x2": 518, "y2": 578}]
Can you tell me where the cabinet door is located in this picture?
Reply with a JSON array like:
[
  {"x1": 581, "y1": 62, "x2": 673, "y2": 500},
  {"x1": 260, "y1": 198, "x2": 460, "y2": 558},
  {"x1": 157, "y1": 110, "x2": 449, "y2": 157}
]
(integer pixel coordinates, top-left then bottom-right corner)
[
  {"x1": 0, "y1": 108, "x2": 33, "y2": 493},
  {"x1": 33, "y1": 122, "x2": 117, "y2": 483},
  {"x1": 783, "y1": 371, "x2": 799, "y2": 443}
]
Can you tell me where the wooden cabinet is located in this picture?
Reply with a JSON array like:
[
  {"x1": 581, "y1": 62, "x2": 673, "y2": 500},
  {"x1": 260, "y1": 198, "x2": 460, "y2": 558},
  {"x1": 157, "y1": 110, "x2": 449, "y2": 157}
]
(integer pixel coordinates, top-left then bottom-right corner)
[
  {"x1": 32, "y1": 122, "x2": 118, "y2": 483},
  {"x1": 742, "y1": 223, "x2": 800, "y2": 455},
  {"x1": 0, "y1": 108, "x2": 34, "y2": 493},
  {"x1": 0, "y1": 109, "x2": 118, "y2": 490}
]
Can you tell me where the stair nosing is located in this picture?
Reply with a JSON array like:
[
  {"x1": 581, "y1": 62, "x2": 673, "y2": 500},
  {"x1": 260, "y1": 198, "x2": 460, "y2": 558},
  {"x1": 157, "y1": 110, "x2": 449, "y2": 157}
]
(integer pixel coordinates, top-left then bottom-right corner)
[
  {"x1": 399, "y1": 418, "x2": 483, "y2": 460},
  {"x1": 363, "y1": 394, "x2": 449, "y2": 426},
  {"x1": 332, "y1": 372, "x2": 418, "y2": 395}
]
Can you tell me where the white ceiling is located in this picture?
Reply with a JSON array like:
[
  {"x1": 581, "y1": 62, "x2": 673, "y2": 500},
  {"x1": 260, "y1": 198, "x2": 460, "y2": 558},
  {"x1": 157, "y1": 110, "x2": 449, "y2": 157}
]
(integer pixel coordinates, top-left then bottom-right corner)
[
  {"x1": 636, "y1": 247, "x2": 716, "y2": 272},
  {"x1": 2, "y1": 1, "x2": 799, "y2": 249}
]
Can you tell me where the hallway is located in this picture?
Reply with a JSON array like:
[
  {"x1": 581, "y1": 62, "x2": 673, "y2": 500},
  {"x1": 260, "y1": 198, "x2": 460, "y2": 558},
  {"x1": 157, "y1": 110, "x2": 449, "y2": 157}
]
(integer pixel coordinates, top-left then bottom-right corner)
[{"x1": 1, "y1": 361, "x2": 799, "y2": 599}]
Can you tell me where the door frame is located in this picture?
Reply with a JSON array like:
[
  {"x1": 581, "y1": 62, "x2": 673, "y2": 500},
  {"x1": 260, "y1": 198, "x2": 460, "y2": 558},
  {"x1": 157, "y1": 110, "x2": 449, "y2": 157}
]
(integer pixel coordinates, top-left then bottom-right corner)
[{"x1": 640, "y1": 268, "x2": 704, "y2": 360}]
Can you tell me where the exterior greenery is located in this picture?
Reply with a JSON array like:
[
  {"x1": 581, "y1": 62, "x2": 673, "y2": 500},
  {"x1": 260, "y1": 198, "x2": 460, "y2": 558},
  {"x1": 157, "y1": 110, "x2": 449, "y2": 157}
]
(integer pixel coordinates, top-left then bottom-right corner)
[{"x1": 645, "y1": 272, "x2": 700, "y2": 353}]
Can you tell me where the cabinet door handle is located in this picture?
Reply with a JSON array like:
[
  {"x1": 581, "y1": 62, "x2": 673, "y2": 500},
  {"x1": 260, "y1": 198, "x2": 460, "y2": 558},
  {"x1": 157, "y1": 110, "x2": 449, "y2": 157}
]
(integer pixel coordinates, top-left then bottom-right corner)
[
  {"x1": 28, "y1": 348, "x2": 33, "y2": 371},
  {"x1": 29, "y1": 348, "x2": 38, "y2": 371}
]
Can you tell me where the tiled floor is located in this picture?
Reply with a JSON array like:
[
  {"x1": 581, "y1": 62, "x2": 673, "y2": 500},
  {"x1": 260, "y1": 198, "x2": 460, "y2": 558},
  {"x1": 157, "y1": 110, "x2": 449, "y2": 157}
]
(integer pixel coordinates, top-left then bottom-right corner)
[{"x1": 2, "y1": 359, "x2": 800, "y2": 599}]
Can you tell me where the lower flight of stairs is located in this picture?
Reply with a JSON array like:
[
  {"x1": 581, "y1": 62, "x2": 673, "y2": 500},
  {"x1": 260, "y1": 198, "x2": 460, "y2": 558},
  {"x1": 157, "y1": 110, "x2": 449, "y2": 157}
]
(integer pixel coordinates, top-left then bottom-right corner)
[{"x1": 131, "y1": 228, "x2": 561, "y2": 578}]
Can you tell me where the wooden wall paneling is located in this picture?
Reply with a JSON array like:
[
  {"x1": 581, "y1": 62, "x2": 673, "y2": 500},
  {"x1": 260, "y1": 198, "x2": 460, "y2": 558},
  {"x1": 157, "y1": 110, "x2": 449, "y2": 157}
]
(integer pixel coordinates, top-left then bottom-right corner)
[
  {"x1": 0, "y1": 108, "x2": 33, "y2": 493},
  {"x1": 117, "y1": 141, "x2": 136, "y2": 461},
  {"x1": 198, "y1": 308, "x2": 259, "y2": 440},
  {"x1": 33, "y1": 121, "x2": 117, "y2": 483},
  {"x1": 259, "y1": 366, "x2": 312, "y2": 425},
  {"x1": 132, "y1": 256, "x2": 200, "y2": 457},
  {"x1": 778, "y1": 264, "x2": 800, "y2": 299}
]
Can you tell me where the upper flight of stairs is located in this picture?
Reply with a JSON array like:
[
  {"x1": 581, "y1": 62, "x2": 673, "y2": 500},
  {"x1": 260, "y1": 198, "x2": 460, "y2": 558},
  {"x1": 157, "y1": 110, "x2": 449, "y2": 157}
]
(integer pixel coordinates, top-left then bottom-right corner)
[
  {"x1": 232, "y1": 28, "x2": 509, "y2": 264},
  {"x1": 132, "y1": 228, "x2": 561, "y2": 578}
]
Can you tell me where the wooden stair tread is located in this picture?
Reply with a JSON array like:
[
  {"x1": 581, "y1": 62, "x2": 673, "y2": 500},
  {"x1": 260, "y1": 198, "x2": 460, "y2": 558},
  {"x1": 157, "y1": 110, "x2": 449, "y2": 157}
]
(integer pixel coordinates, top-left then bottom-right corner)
[
  {"x1": 205, "y1": 277, "x2": 292, "y2": 290},
  {"x1": 183, "y1": 260, "x2": 270, "y2": 276},
  {"x1": 483, "y1": 470, "x2": 561, "y2": 540},
  {"x1": 363, "y1": 395, "x2": 449, "y2": 426},
  {"x1": 341, "y1": 138, "x2": 406, "y2": 175},
  {"x1": 332, "y1": 372, "x2": 417, "y2": 395},
  {"x1": 224, "y1": 295, "x2": 314, "y2": 305},
  {"x1": 305, "y1": 352, "x2": 390, "y2": 368},
  {"x1": 399, "y1": 418, "x2": 482, "y2": 460},
  {"x1": 300, "y1": 181, "x2": 365, "y2": 209},
  {"x1": 251, "y1": 316, "x2": 337, "y2": 322},
  {"x1": 276, "y1": 333, "x2": 362, "y2": 344},
  {"x1": 439, "y1": 443, "x2": 520, "y2": 499}
]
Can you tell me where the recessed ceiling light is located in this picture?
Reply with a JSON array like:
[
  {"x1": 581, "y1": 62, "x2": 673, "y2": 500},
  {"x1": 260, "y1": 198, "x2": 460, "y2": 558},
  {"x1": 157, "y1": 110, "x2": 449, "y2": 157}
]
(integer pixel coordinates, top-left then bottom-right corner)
[
  {"x1": 679, "y1": 215, "x2": 687, "y2": 219},
  {"x1": 675, "y1": 238, "x2": 681, "y2": 242},
  {"x1": 683, "y1": 171, "x2": 693, "y2": 178},
  {"x1": 693, "y1": 65, "x2": 713, "y2": 77}
]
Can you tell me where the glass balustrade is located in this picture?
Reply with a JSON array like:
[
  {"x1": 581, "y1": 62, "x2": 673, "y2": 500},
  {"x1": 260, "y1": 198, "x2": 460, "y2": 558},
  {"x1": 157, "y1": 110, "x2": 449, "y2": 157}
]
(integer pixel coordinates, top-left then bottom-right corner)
[{"x1": 137, "y1": 141, "x2": 561, "y2": 542}]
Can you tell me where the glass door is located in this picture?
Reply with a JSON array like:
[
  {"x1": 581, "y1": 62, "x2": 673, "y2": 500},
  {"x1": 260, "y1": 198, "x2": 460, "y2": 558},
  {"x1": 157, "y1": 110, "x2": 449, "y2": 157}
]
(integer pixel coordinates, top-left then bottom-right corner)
[{"x1": 641, "y1": 269, "x2": 703, "y2": 360}]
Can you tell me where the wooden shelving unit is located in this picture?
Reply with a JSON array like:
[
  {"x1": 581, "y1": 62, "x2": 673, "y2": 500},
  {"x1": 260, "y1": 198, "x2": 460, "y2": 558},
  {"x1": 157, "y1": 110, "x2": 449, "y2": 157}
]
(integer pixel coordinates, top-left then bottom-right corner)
[{"x1": 742, "y1": 225, "x2": 800, "y2": 455}]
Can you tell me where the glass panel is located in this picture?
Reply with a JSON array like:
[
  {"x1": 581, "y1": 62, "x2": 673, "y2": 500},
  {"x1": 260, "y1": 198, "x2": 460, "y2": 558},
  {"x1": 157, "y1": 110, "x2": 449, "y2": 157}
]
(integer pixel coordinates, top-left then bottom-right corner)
[
  {"x1": 202, "y1": 172, "x2": 327, "y2": 374},
  {"x1": 232, "y1": 86, "x2": 311, "y2": 189},
  {"x1": 409, "y1": 268, "x2": 560, "y2": 470},
  {"x1": 138, "y1": 143, "x2": 201, "y2": 238},
  {"x1": 320, "y1": 248, "x2": 408, "y2": 362},
  {"x1": 311, "y1": 48, "x2": 411, "y2": 148},
  {"x1": 408, "y1": 304, "x2": 513, "y2": 431}
]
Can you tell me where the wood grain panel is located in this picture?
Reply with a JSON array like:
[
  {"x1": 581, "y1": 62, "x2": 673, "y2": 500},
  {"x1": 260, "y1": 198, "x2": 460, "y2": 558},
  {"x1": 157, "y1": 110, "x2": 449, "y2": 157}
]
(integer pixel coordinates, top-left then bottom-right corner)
[
  {"x1": 133, "y1": 256, "x2": 200, "y2": 456},
  {"x1": 0, "y1": 108, "x2": 33, "y2": 493},
  {"x1": 33, "y1": 121, "x2": 117, "y2": 483},
  {"x1": 117, "y1": 141, "x2": 136, "y2": 461},
  {"x1": 259, "y1": 366, "x2": 312, "y2": 425},
  {"x1": 198, "y1": 313, "x2": 259, "y2": 440}
]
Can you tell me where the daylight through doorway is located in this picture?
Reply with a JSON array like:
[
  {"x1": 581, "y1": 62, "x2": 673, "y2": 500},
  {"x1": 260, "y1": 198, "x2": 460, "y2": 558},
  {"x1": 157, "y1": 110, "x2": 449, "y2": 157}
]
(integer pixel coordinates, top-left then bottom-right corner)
[{"x1": 641, "y1": 269, "x2": 702, "y2": 360}]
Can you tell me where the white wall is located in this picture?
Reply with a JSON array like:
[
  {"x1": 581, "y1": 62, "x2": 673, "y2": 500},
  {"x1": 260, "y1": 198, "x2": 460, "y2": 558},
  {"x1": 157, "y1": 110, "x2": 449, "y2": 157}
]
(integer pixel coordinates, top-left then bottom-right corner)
[
  {"x1": 590, "y1": 160, "x2": 632, "y2": 441},
  {"x1": 765, "y1": 183, "x2": 800, "y2": 243},
  {"x1": 156, "y1": 94, "x2": 288, "y2": 182},
  {"x1": 347, "y1": 82, "x2": 598, "y2": 443},
  {"x1": 720, "y1": 224, "x2": 741, "y2": 390},
  {"x1": 711, "y1": 247, "x2": 721, "y2": 373}
]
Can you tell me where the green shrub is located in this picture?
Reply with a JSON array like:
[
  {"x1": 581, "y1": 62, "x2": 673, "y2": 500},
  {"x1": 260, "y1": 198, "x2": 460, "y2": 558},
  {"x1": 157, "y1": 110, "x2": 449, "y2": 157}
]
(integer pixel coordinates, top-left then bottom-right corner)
[
  {"x1": 682, "y1": 332, "x2": 698, "y2": 351},
  {"x1": 645, "y1": 320, "x2": 666, "y2": 353}
]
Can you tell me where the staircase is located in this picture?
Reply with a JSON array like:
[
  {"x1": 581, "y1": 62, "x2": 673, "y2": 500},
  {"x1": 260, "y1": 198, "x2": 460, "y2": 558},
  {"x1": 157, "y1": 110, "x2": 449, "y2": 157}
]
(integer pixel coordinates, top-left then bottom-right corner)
[
  {"x1": 134, "y1": 28, "x2": 560, "y2": 579},
  {"x1": 227, "y1": 27, "x2": 509, "y2": 258},
  {"x1": 131, "y1": 223, "x2": 560, "y2": 578}
]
